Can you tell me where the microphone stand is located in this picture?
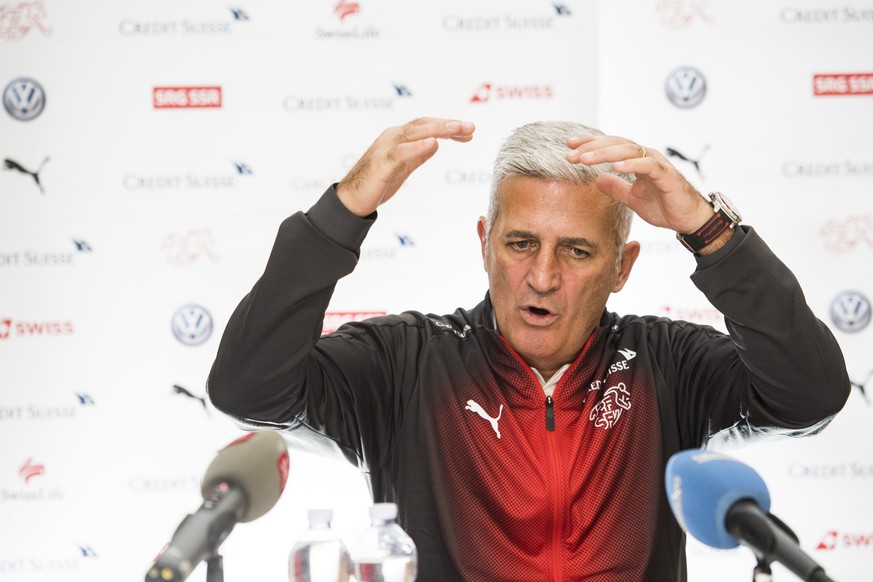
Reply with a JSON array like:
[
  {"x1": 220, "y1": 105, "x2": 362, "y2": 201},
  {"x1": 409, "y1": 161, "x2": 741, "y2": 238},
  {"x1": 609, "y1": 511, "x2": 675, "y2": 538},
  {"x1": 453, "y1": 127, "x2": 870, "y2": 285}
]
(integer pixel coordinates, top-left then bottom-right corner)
[
  {"x1": 206, "y1": 551, "x2": 224, "y2": 582},
  {"x1": 752, "y1": 559, "x2": 772, "y2": 582},
  {"x1": 730, "y1": 502, "x2": 835, "y2": 582}
]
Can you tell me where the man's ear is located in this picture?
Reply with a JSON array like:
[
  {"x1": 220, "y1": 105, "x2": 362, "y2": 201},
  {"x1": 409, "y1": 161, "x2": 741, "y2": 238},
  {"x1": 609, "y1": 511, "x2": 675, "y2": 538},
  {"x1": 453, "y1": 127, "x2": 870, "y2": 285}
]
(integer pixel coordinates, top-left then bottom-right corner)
[
  {"x1": 477, "y1": 216, "x2": 488, "y2": 271},
  {"x1": 612, "y1": 241, "x2": 640, "y2": 293}
]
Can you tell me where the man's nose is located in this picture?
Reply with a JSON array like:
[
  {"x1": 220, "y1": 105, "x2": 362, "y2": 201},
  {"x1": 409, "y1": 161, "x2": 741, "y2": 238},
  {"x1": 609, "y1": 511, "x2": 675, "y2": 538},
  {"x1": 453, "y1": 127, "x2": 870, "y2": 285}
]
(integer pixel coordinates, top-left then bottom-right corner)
[{"x1": 527, "y1": 249, "x2": 560, "y2": 293}]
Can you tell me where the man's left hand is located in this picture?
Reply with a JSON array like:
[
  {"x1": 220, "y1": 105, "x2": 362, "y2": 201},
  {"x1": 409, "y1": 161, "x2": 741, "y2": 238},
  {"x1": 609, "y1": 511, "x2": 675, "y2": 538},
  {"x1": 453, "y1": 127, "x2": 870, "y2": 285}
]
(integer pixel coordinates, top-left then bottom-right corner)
[{"x1": 566, "y1": 135, "x2": 713, "y2": 235}]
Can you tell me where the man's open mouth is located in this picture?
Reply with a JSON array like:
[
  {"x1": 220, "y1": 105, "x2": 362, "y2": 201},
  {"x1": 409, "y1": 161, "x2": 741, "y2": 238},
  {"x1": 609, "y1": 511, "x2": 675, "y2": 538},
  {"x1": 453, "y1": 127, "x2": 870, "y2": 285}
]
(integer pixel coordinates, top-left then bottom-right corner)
[{"x1": 527, "y1": 306, "x2": 551, "y2": 316}]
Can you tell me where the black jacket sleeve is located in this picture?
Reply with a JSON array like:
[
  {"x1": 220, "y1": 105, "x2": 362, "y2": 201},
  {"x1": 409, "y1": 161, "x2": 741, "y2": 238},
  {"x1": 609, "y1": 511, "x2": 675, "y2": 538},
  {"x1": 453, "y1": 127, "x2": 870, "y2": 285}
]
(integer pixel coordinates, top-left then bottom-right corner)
[
  {"x1": 665, "y1": 226, "x2": 851, "y2": 447},
  {"x1": 207, "y1": 186, "x2": 425, "y2": 470}
]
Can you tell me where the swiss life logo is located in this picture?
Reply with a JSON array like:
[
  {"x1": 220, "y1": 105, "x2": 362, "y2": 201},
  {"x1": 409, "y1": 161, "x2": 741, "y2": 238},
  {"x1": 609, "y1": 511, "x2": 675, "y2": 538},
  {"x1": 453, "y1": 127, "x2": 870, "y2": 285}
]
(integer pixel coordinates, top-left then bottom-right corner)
[
  {"x1": 18, "y1": 458, "x2": 45, "y2": 484},
  {"x1": 334, "y1": 0, "x2": 359, "y2": 21},
  {"x1": 153, "y1": 86, "x2": 222, "y2": 109}
]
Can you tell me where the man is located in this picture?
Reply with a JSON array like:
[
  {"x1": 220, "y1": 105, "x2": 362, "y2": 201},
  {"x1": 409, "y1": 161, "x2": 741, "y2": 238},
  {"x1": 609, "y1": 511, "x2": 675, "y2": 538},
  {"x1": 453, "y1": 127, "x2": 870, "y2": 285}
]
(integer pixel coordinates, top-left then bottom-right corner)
[{"x1": 208, "y1": 117, "x2": 849, "y2": 581}]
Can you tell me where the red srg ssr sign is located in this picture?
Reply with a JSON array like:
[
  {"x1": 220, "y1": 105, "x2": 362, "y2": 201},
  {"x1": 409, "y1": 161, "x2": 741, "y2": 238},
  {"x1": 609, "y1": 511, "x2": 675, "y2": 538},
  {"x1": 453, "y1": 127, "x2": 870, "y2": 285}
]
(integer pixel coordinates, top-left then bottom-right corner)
[
  {"x1": 153, "y1": 86, "x2": 222, "y2": 108},
  {"x1": 813, "y1": 73, "x2": 873, "y2": 96}
]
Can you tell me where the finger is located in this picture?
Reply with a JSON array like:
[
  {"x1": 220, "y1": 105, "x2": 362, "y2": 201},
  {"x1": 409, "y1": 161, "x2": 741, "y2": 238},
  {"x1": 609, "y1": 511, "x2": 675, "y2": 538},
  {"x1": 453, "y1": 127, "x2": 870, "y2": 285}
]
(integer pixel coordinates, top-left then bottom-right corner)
[
  {"x1": 568, "y1": 142, "x2": 648, "y2": 165},
  {"x1": 397, "y1": 118, "x2": 475, "y2": 144},
  {"x1": 389, "y1": 137, "x2": 439, "y2": 168},
  {"x1": 594, "y1": 173, "x2": 634, "y2": 205},
  {"x1": 566, "y1": 135, "x2": 628, "y2": 147}
]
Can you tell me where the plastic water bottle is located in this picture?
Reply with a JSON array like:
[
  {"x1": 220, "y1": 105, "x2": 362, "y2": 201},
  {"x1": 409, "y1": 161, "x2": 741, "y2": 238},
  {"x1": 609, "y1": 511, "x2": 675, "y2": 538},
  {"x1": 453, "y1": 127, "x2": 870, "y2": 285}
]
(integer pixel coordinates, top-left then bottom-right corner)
[
  {"x1": 289, "y1": 508, "x2": 351, "y2": 582},
  {"x1": 351, "y1": 503, "x2": 417, "y2": 582}
]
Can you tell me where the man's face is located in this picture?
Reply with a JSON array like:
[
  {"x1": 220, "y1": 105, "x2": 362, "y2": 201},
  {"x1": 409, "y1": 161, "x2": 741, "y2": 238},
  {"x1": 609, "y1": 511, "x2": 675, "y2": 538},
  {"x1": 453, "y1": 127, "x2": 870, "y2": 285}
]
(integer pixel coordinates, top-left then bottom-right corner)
[{"x1": 478, "y1": 175, "x2": 639, "y2": 378}]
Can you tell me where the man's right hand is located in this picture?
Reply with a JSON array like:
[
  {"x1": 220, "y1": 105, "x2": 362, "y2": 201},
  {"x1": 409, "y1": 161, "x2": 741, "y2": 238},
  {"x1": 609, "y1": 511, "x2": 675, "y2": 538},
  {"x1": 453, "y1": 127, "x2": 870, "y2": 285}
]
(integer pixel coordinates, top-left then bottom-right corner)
[{"x1": 337, "y1": 117, "x2": 475, "y2": 217}]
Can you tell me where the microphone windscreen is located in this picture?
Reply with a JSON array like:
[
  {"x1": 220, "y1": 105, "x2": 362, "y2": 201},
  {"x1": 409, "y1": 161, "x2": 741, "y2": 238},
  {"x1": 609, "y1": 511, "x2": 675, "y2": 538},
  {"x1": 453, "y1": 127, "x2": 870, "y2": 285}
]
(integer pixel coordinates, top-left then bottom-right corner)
[
  {"x1": 665, "y1": 448, "x2": 770, "y2": 549},
  {"x1": 201, "y1": 430, "x2": 290, "y2": 522}
]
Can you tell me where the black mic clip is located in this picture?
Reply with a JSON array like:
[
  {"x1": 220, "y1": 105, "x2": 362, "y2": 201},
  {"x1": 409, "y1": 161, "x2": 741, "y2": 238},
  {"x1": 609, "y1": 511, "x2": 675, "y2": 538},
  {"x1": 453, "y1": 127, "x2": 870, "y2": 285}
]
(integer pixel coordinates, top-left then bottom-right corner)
[{"x1": 728, "y1": 500, "x2": 835, "y2": 582}]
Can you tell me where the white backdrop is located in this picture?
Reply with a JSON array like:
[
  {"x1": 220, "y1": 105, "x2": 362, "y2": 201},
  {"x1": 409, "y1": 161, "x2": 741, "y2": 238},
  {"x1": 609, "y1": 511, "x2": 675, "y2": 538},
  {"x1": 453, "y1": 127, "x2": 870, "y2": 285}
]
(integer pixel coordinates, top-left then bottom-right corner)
[{"x1": 1, "y1": 1, "x2": 871, "y2": 580}]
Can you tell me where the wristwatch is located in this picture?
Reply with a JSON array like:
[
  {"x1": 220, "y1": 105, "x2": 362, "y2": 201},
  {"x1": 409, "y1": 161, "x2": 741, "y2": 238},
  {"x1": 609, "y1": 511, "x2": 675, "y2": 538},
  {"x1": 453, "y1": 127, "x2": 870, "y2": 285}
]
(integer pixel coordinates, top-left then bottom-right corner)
[{"x1": 676, "y1": 192, "x2": 742, "y2": 253}]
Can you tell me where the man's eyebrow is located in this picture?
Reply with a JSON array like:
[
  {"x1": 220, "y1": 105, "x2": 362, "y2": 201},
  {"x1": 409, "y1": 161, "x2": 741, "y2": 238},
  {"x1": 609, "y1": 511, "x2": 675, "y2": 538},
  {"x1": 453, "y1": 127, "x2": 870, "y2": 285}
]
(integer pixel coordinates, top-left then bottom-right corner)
[{"x1": 502, "y1": 230, "x2": 599, "y2": 251}]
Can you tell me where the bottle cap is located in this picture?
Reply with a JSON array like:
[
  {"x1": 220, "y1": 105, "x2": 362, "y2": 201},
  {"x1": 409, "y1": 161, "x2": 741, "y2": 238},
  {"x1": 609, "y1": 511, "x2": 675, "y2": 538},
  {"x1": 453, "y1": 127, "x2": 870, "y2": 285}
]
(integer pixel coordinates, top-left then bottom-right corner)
[{"x1": 369, "y1": 502, "x2": 397, "y2": 522}]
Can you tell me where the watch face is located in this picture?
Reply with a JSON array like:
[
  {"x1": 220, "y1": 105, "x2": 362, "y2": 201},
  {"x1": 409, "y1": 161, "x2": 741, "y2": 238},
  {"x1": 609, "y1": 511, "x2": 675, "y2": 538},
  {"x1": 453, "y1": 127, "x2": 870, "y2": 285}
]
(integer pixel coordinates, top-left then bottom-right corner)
[{"x1": 711, "y1": 192, "x2": 742, "y2": 223}]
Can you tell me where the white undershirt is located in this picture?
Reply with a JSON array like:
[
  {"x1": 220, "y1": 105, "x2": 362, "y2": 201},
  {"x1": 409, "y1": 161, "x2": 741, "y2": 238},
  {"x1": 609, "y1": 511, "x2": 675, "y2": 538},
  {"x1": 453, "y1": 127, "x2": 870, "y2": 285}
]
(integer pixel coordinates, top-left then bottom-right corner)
[
  {"x1": 492, "y1": 311, "x2": 572, "y2": 397},
  {"x1": 531, "y1": 364, "x2": 571, "y2": 398}
]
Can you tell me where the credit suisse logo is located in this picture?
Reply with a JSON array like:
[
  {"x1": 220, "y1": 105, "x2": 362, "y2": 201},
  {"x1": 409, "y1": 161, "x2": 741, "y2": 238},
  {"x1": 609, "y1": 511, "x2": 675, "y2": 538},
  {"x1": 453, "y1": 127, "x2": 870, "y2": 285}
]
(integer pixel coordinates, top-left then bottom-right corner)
[
  {"x1": 0, "y1": 546, "x2": 97, "y2": 574},
  {"x1": 323, "y1": 311, "x2": 386, "y2": 335},
  {"x1": 0, "y1": 0, "x2": 52, "y2": 40},
  {"x1": 813, "y1": 73, "x2": 873, "y2": 96},
  {"x1": 442, "y1": 4, "x2": 572, "y2": 31},
  {"x1": 470, "y1": 82, "x2": 554, "y2": 103},
  {"x1": 153, "y1": 86, "x2": 222, "y2": 109},
  {"x1": 0, "y1": 393, "x2": 97, "y2": 422},
  {"x1": 123, "y1": 161, "x2": 250, "y2": 191},
  {"x1": 782, "y1": 159, "x2": 873, "y2": 178},
  {"x1": 283, "y1": 84, "x2": 411, "y2": 113},
  {"x1": 119, "y1": 7, "x2": 249, "y2": 36},
  {"x1": 816, "y1": 530, "x2": 873, "y2": 551},
  {"x1": 0, "y1": 318, "x2": 74, "y2": 340},
  {"x1": 781, "y1": 7, "x2": 873, "y2": 23},
  {"x1": 0, "y1": 239, "x2": 93, "y2": 268}
]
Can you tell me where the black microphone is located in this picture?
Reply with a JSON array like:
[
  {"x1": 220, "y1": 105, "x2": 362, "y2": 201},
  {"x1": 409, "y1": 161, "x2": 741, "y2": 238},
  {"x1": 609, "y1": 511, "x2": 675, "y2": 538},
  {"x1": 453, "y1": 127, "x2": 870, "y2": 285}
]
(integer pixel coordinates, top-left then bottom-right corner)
[
  {"x1": 145, "y1": 430, "x2": 290, "y2": 581},
  {"x1": 665, "y1": 449, "x2": 835, "y2": 582}
]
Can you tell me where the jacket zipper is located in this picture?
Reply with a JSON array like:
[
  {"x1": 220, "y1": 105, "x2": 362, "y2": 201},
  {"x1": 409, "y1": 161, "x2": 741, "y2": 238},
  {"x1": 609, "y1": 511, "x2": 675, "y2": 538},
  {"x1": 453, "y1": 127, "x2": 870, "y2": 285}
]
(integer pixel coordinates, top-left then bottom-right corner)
[
  {"x1": 545, "y1": 395, "x2": 555, "y2": 431},
  {"x1": 547, "y1": 411, "x2": 563, "y2": 582}
]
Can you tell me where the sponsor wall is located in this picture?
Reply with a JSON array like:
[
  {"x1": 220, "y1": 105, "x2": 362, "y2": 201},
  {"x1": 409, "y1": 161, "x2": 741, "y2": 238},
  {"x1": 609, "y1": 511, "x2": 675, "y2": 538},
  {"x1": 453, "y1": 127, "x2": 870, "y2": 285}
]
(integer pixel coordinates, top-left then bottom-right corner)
[{"x1": 0, "y1": 0, "x2": 871, "y2": 580}]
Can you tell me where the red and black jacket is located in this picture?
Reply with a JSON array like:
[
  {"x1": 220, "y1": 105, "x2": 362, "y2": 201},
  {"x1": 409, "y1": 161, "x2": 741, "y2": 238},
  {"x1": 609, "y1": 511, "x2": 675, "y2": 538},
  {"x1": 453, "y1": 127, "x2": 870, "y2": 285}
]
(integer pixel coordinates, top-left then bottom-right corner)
[{"x1": 208, "y1": 187, "x2": 849, "y2": 581}]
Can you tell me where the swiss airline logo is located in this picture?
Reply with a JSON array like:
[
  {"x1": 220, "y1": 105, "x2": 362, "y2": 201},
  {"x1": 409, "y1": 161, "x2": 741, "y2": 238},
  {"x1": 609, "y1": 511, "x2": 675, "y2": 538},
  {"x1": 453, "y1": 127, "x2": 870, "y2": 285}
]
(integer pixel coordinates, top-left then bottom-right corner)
[
  {"x1": 816, "y1": 530, "x2": 873, "y2": 551},
  {"x1": 153, "y1": 86, "x2": 222, "y2": 109},
  {"x1": 813, "y1": 73, "x2": 873, "y2": 96},
  {"x1": 0, "y1": 318, "x2": 74, "y2": 339},
  {"x1": 470, "y1": 82, "x2": 554, "y2": 103},
  {"x1": 322, "y1": 311, "x2": 386, "y2": 335}
]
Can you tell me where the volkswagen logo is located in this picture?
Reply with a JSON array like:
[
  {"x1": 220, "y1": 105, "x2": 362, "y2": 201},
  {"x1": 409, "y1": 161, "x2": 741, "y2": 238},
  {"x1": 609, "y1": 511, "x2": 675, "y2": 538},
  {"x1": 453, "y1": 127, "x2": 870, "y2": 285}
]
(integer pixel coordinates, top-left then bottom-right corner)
[
  {"x1": 665, "y1": 67, "x2": 706, "y2": 109},
  {"x1": 830, "y1": 291, "x2": 871, "y2": 333},
  {"x1": 3, "y1": 77, "x2": 46, "y2": 121},
  {"x1": 171, "y1": 304, "x2": 213, "y2": 346}
]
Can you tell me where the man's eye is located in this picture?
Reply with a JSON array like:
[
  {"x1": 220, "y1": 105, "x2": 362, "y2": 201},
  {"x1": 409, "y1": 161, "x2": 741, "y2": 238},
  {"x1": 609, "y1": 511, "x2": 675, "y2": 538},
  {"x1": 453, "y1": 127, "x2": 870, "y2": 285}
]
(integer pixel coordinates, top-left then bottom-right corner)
[
  {"x1": 568, "y1": 247, "x2": 588, "y2": 258},
  {"x1": 509, "y1": 241, "x2": 531, "y2": 250}
]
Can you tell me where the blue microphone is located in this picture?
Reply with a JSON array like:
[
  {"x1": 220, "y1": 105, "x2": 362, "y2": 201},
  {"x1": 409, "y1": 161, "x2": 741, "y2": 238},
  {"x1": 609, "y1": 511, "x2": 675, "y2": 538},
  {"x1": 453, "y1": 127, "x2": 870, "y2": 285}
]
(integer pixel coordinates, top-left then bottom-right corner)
[{"x1": 665, "y1": 449, "x2": 835, "y2": 582}]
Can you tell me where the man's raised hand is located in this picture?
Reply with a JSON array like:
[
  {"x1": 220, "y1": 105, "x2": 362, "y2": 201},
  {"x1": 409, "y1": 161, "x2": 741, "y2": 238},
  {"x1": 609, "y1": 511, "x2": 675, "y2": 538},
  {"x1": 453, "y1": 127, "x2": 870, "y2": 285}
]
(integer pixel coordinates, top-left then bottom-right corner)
[
  {"x1": 337, "y1": 117, "x2": 475, "y2": 217},
  {"x1": 566, "y1": 134, "x2": 713, "y2": 235}
]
